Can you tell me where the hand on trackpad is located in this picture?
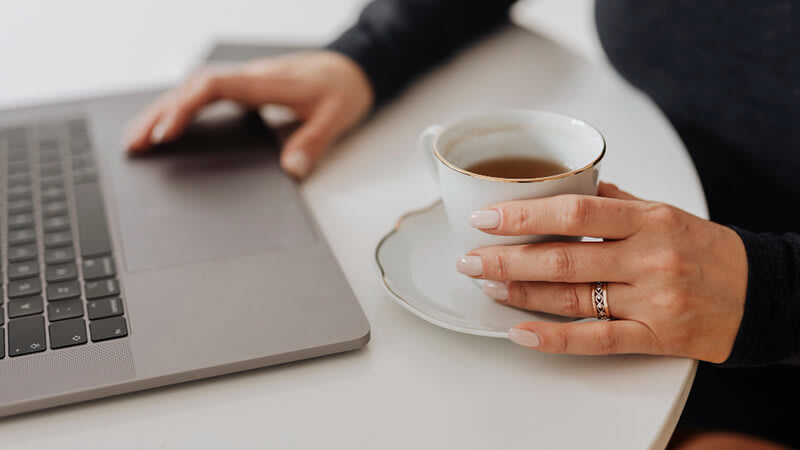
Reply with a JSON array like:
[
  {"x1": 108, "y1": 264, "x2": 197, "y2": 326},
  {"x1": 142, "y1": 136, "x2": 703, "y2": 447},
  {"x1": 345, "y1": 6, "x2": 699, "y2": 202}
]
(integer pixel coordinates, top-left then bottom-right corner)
[{"x1": 112, "y1": 100, "x2": 316, "y2": 272}]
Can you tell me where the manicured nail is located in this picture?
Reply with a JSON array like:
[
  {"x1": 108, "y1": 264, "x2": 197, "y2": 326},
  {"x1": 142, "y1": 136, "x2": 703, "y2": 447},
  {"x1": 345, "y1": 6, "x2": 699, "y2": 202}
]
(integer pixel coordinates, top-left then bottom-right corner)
[
  {"x1": 150, "y1": 120, "x2": 168, "y2": 144},
  {"x1": 469, "y1": 209, "x2": 500, "y2": 229},
  {"x1": 456, "y1": 255, "x2": 483, "y2": 276},
  {"x1": 283, "y1": 151, "x2": 311, "y2": 178},
  {"x1": 482, "y1": 280, "x2": 508, "y2": 301},
  {"x1": 508, "y1": 328, "x2": 540, "y2": 348}
]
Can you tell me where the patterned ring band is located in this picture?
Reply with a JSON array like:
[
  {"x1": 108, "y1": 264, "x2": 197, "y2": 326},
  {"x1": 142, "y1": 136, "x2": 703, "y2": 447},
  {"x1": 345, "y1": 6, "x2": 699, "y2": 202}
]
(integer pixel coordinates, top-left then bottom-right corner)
[{"x1": 592, "y1": 281, "x2": 611, "y2": 320}]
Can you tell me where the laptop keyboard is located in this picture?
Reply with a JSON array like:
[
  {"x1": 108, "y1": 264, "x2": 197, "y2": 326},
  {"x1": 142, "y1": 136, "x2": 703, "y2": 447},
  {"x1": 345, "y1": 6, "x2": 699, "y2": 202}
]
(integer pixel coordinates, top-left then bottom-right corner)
[{"x1": 1, "y1": 119, "x2": 128, "y2": 359}]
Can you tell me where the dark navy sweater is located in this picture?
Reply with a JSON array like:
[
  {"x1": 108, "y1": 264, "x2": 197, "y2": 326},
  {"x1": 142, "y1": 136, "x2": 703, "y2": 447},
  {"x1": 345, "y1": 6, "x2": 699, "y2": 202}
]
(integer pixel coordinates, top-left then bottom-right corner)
[{"x1": 328, "y1": 0, "x2": 799, "y2": 368}]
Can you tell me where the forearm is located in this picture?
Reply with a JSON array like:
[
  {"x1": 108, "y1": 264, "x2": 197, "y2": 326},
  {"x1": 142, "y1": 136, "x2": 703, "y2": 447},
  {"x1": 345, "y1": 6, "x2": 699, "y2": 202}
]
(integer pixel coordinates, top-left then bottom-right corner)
[
  {"x1": 327, "y1": 0, "x2": 517, "y2": 106},
  {"x1": 722, "y1": 229, "x2": 800, "y2": 367}
]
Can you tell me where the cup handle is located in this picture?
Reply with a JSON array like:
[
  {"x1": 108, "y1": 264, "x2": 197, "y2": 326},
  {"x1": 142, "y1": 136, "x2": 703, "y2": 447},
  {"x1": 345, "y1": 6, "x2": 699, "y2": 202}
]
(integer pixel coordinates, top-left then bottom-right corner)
[{"x1": 419, "y1": 125, "x2": 443, "y2": 181}]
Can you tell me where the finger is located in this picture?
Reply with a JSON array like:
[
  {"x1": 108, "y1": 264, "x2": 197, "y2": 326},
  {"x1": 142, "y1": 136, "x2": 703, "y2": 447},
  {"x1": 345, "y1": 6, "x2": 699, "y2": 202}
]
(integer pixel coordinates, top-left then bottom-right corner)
[
  {"x1": 280, "y1": 100, "x2": 343, "y2": 178},
  {"x1": 457, "y1": 241, "x2": 632, "y2": 282},
  {"x1": 147, "y1": 71, "x2": 239, "y2": 145},
  {"x1": 124, "y1": 94, "x2": 174, "y2": 152},
  {"x1": 143, "y1": 69, "x2": 301, "y2": 148},
  {"x1": 482, "y1": 280, "x2": 635, "y2": 319},
  {"x1": 598, "y1": 182, "x2": 640, "y2": 201},
  {"x1": 508, "y1": 320, "x2": 660, "y2": 355},
  {"x1": 470, "y1": 194, "x2": 645, "y2": 239}
]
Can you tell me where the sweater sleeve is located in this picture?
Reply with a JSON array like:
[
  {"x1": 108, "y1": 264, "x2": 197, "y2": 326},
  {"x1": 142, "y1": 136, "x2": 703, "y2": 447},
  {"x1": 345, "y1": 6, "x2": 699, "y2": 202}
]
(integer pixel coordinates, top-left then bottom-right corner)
[
  {"x1": 327, "y1": 0, "x2": 517, "y2": 106},
  {"x1": 722, "y1": 228, "x2": 800, "y2": 367}
]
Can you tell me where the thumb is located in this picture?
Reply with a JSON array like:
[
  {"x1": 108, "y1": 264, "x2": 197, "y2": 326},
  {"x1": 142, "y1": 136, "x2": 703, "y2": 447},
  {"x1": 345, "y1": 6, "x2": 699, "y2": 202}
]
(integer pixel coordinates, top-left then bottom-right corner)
[{"x1": 280, "y1": 102, "x2": 342, "y2": 179}]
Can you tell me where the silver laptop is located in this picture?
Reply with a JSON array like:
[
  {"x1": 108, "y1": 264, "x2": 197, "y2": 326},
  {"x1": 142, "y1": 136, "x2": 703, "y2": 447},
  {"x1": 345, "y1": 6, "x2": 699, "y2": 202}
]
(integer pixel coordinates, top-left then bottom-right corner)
[{"x1": 0, "y1": 44, "x2": 370, "y2": 418}]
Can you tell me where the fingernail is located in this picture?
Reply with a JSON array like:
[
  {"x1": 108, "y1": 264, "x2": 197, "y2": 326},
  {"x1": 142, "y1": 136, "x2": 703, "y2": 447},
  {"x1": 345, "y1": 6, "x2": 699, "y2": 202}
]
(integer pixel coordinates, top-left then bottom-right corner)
[
  {"x1": 150, "y1": 120, "x2": 168, "y2": 144},
  {"x1": 508, "y1": 328, "x2": 541, "y2": 348},
  {"x1": 469, "y1": 209, "x2": 500, "y2": 229},
  {"x1": 456, "y1": 255, "x2": 483, "y2": 276},
  {"x1": 283, "y1": 151, "x2": 311, "y2": 178},
  {"x1": 482, "y1": 280, "x2": 508, "y2": 301}
]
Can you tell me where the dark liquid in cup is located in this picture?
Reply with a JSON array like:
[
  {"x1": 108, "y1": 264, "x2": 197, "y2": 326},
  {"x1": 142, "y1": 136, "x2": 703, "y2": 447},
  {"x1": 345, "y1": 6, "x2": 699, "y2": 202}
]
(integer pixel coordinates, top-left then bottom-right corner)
[{"x1": 465, "y1": 156, "x2": 570, "y2": 179}]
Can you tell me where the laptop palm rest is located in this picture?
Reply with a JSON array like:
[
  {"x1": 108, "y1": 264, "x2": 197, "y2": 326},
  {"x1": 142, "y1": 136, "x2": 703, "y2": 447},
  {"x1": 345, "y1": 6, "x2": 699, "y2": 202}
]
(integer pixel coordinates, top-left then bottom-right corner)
[{"x1": 108, "y1": 101, "x2": 316, "y2": 272}]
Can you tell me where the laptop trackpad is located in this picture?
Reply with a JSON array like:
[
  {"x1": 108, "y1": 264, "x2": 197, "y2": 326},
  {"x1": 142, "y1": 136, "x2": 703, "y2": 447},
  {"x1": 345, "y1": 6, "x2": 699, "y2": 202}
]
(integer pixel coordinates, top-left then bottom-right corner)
[{"x1": 106, "y1": 104, "x2": 316, "y2": 272}]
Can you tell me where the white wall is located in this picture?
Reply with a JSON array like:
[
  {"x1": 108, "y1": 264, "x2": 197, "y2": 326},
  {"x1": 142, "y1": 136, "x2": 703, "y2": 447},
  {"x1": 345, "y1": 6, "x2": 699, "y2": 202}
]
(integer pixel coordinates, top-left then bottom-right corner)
[{"x1": 0, "y1": 0, "x2": 599, "y2": 108}]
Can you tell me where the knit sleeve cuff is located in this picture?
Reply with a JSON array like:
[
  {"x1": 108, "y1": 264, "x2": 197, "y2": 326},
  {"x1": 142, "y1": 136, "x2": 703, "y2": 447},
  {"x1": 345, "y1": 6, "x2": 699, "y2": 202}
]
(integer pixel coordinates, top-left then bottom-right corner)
[{"x1": 720, "y1": 227, "x2": 800, "y2": 367}]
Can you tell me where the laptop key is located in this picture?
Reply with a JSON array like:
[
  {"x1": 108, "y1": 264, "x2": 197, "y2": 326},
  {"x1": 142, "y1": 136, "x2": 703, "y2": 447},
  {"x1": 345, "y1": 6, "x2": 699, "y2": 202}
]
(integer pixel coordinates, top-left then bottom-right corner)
[
  {"x1": 46, "y1": 281, "x2": 81, "y2": 302},
  {"x1": 42, "y1": 187, "x2": 66, "y2": 202},
  {"x1": 85, "y1": 279, "x2": 119, "y2": 299},
  {"x1": 8, "y1": 150, "x2": 28, "y2": 162},
  {"x1": 39, "y1": 151, "x2": 61, "y2": 165},
  {"x1": 0, "y1": 329, "x2": 4, "y2": 358},
  {"x1": 38, "y1": 138, "x2": 59, "y2": 152},
  {"x1": 40, "y1": 162, "x2": 63, "y2": 177},
  {"x1": 40, "y1": 175, "x2": 64, "y2": 189},
  {"x1": 87, "y1": 297, "x2": 124, "y2": 320},
  {"x1": 75, "y1": 182, "x2": 112, "y2": 257},
  {"x1": 45, "y1": 247, "x2": 75, "y2": 265},
  {"x1": 8, "y1": 315, "x2": 46, "y2": 356},
  {"x1": 82, "y1": 256, "x2": 116, "y2": 280},
  {"x1": 7, "y1": 185, "x2": 32, "y2": 201},
  {"x1": 7, "y1": 213, "x2": 34, "y2": 229},
  {"x1": 90, "y1": 317, "x2": 128, "y2": 342},
  {"x1": 43, "y1": 201, "x2": 68, "y2": 217},
  {"x1": 7, "y1": 161, "x2": 29, "y2": 174},
  {"x1": 7, "y1": 198, "x2": 33, "y2": 214},
  {"x1": 8, "y1": 244, "x2": 38, "y2": 262},
  {"x1": 8, "y1": 296, "x2": 44, "y2": 318},
  {"x1": 43, "y1": 215, "x2": 71, "y2": 232},
  {"x1": 48, "y1": 298, "x2": 84, "y2": 322},
  {"x1": 8, "y1": 278, "x2": 41, "y2": 298},
  {"x1": 8, "y1": 261, "x2": 40, "y2": 280},
  {"x1": 46, "y1": 263, "x2": 78, "y2": 282},
  {"x1": 8, "y1": 172, "x2": 31, "y2": 185},
  {"x1": 8, "y1": 228, "x2": 36, "y2": 245},
  {"x1": 49, "y1": 319, "x2": 88, "y2": 349},
  {"x1": 44, "y1": 231, "x2": 73, "y2": 248}
]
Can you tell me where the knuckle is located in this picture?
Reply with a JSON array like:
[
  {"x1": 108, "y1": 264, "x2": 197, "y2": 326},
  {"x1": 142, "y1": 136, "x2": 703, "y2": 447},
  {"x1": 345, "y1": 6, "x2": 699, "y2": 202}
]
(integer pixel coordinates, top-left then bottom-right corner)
[
  {"x1": 492, "y1": 252, "x2": 510, "y2": 280},
  {"x1": 650, "y1": 248, "x2": 697, "y2": 279},
  {"x1": 509, "y1": 281, "x2": 529, "y2": 308},
  {"x1": 506, "y1": 206, "x2": 533, "y2": 233},
  {"x1": 560, "y1": 284, "x2": 583, "y2": 316},
  {"x1": 546, "y1": 247, "x2": 575, "y2": 281},
  {"x1": 562, "y1": 196, "x2": 591, "y2": 231},
  {"x1": 646, "y1": 203, "x2": 682, "y2": 229},
  {"x1": 657, "y1": 248, "x2": 683, "y2": 272},
  {"x1": 660, "y1": 290, "x2": 691, "y2": 316},
  {"x1": 550, "y1": 329, "x2": 569, "y2": 353}
]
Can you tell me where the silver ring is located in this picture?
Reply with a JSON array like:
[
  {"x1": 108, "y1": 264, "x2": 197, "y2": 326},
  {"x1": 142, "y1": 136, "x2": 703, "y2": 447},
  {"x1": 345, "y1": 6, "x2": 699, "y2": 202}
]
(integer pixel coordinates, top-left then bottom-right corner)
[{"x1": 592, "y1": 282, "x2": 611, "y2": 320}]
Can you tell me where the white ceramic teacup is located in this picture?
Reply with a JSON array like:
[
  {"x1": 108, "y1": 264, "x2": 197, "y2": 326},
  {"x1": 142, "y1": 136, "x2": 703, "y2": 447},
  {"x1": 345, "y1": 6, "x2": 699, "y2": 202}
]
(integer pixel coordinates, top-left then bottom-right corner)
[{"x1": 419, "y1": 110, "x2": 605, "y2": 251}]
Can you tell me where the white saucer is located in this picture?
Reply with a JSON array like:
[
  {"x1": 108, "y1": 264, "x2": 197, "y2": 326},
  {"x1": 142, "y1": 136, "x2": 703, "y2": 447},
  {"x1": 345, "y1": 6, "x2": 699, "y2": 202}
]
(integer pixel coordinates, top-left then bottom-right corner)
[{"x1": 375, "y1": 200, "x2": 573, "y2": 338}]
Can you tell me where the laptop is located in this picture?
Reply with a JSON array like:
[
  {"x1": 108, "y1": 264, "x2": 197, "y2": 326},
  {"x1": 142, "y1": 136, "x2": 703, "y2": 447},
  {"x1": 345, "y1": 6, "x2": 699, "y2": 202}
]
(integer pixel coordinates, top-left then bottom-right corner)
[{"x1": 0, "y1": 43, "x2": 370, "y2": 418}]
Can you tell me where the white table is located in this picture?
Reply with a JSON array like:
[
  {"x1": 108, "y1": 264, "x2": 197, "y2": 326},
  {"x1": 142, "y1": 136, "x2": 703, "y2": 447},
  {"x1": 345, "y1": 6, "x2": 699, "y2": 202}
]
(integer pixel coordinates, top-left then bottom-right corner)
[{"x1": 0, "y1": 2, "x2": 703, "y2": 448}]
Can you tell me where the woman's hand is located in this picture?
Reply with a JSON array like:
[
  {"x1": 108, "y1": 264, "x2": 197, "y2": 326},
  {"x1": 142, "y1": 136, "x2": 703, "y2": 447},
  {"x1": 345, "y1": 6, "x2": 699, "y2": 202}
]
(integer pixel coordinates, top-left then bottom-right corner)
[
  {"x1": 458, "y1": 182, "x2": 748, "y2": 363},
  {"x1": 124, "y1": 51, "x2": 374, "y2": 179}
]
